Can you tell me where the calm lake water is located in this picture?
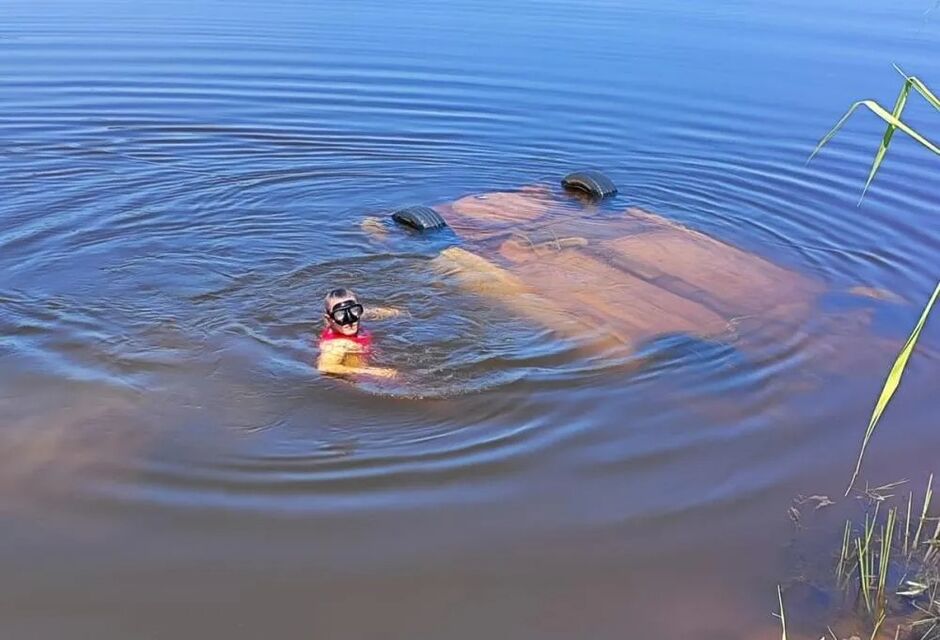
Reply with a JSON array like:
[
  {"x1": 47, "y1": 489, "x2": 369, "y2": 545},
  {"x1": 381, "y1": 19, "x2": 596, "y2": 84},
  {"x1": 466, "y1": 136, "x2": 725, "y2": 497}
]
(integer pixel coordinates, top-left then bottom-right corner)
[{"x1": 1, "y1": 1, "x2": 939, "y2": 638}]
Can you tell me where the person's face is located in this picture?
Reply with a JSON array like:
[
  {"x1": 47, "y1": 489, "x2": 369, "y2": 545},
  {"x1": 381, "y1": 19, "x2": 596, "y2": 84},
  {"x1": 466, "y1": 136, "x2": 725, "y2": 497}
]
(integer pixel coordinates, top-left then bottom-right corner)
[{"x1": 326, "y1": 297, "x2": 362, "y2": 336}]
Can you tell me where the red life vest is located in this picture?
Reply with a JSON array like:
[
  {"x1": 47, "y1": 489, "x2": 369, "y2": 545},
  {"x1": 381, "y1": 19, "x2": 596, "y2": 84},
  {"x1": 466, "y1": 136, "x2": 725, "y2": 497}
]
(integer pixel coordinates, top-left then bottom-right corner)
[{"x1": 319, "y1": 327, "x2": 372, "y2": 349}]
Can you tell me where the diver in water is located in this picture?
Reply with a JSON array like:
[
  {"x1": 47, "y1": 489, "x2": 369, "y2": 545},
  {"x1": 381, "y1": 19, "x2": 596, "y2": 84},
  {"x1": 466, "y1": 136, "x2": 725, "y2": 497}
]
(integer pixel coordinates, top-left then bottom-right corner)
[{"x1": 316, "y1": 288, "x2": 399, "y2": 379}]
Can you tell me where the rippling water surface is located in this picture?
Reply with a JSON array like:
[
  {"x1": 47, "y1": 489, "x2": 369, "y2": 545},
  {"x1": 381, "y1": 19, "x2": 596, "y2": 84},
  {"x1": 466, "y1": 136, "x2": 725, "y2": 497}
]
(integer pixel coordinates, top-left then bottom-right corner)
[{"x1": 2, "y1": 1, "x2": 939, "y2": 638}]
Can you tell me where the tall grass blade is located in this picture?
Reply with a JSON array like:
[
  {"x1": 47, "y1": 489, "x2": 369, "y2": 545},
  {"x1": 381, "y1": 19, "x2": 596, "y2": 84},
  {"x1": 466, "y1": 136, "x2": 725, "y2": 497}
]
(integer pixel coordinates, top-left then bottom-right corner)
[
  {"x1": 877, "y1": 508, "x2": 897, "y2": 616},
  {"x1": 811, "y1": 99, "x2": 940, "y2": 163},
  {"x1": 860, "y1": 80, "x2": 912, "y2": 200},
  {"x1": 845, "y1": 283, "x2": 940, "y2": 496},
  {"x1": 839, "y1": 519, "x2": 853, "y2": 582},
  {"x1": 869, "y1": 611, "x2": 886, "y2": 640},
  {"x1": 925, "y1": 515, "x2": 940, "y2": 562},
  {"x1": 894, "y1": 65, "x2": 940, "y2": 111},
  {"x1": 871, "y1": 503, "x2": 881, "y2": 543},
  {"x1": 810, "y1": 70, "x2": 940, "y2": 201},
  {"x1": 914, "y1": 474, "x2": 935, "y2": 554},
  {"x1": 859, "y1": 535, "x2": 873, "y2": 615},
  {"x1": 777, "y1": 584, "x2": 788, "y2": 640},
  {"x1": 906, "y1": 491, "x2": 914, "y2": 557}
]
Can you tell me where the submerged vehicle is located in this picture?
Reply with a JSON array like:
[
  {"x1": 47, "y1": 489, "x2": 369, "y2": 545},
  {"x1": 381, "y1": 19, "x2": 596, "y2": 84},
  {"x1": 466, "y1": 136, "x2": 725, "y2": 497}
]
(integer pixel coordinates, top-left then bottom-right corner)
[{"x1": 381, "y1": 171, "x2": 830, "y2": 356}]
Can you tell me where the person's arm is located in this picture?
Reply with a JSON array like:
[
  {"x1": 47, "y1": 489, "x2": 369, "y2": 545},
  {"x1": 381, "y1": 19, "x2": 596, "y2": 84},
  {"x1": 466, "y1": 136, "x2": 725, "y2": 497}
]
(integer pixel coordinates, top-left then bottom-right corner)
[
  {"x1": 316, "y1": 340, "x2": 397, "y2": 379},
  {"x1": 363, "y1": 306, "x2": 404, "y2": 320},
  {"x1": 360, "y1": 216, "x2": 390, "y2": 242}
]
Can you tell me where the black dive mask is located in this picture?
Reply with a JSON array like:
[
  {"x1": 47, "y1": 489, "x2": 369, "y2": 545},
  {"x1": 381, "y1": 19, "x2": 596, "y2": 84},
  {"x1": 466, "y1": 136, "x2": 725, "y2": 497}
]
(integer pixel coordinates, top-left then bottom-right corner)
[{"x1": 329, "y1": 300, "x2": 364, "y2": 326}]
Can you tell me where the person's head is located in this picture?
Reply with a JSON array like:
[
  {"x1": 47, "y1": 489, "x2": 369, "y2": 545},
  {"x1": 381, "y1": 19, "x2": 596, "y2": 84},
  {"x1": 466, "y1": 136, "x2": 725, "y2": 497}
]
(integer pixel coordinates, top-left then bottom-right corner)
[{"x1": 324, "y1": 288, "x2": 364, "y2": 336}]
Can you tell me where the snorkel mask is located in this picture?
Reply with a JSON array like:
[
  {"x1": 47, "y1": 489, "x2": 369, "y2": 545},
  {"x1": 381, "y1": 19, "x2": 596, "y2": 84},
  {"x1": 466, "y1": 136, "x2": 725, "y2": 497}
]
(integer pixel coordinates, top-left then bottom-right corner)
[{"x1": 329, "y1": 300, "x2": 364, "y2": 326}]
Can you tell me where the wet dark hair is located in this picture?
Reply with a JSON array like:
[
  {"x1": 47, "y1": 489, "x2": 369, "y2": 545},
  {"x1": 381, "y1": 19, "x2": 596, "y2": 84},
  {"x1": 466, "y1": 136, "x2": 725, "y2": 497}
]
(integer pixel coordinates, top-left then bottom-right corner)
[{"x1": 324, "y1": 287, "x2": 357, "y2": 312}]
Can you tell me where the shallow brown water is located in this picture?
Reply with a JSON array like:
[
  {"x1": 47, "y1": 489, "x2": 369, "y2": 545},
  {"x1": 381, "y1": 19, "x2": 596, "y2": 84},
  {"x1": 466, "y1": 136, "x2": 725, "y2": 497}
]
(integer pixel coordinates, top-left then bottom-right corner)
[{"x1": 1, "y1": 0, "x2": 939, "y2": 638}]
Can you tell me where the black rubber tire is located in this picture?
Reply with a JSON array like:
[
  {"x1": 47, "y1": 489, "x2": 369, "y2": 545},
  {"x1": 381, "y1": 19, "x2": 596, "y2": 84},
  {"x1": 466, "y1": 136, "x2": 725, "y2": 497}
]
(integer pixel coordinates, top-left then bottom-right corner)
[
  {"x1": 561, "y1": 170, "x2": 618, "y2": 199},
  {"x1": 391, "y1": 205, "x2": 448, "y2": 232}
]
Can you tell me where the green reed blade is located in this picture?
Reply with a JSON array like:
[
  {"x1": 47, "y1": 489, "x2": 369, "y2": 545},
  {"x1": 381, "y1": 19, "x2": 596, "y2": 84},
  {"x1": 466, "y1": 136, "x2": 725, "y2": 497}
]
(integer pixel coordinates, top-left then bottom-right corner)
[
  {"x1": 895, "y1": 65, "x2": 940, "y2": 111},
  {"x1": 869, "y1": 611, "x2": 886, "y2": 640},
  {"x1": 845, "y1": 284, "x2": 940, "y2": 496},
  {"x1": 839, "y1": 519, "x2": 853, "y2": 582},
  {"x1": 811, "y1": 98, "x2": 940, "y2": 163},
  {"x1": 809, "y1": 103, "x2": 866, "y2": 162},
  {"x1": 915, "y1": 474, "x2": 935, "y2": 554},
  {"x1": 809, "y1": 69, "x2": 940, "y2": 203},
  {"x1": 878, "y1": 508, "x2": 897, "y2": 616},
  {"x1": 868, "y1": 613, "x2": 885, "y2": 640},
  {"x1": 860, "y1": 80, "x2": 912, "y2": 200},
  {"x1": 868, "y1": 504, "x2": 881, "y2": 549},
  {"x1": 906, "y1": 491, "x2": 915, "y2": 557},
  {"x1": 859, "y1": 536, "x2": 873, "y2": 615},
  {"x1": 878, "y1": 523, "x2": 889, "y2": 614},
  {"x1": 925, "y1": 515, "x2": 940, "y2": 562}
]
